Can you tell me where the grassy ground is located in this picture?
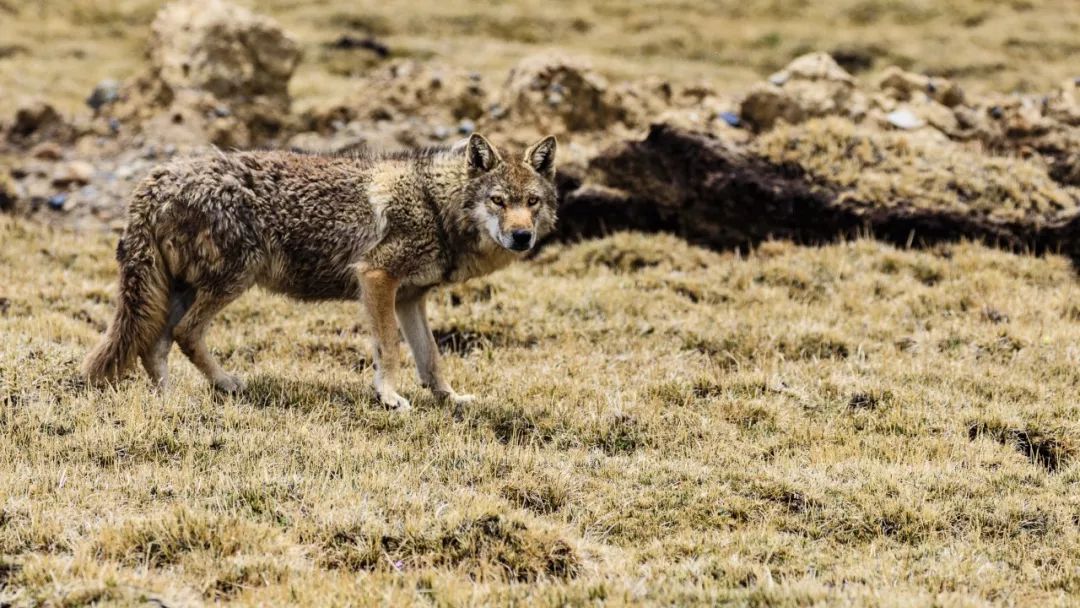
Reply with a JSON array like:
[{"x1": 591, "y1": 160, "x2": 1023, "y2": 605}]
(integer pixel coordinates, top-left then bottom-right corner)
[
  {"x1": 3, "y1": 0, "x2": 1079, "y2": 114},
  {"x1": 4, "y1": 218, "x2": 1080, "y2": 605}
]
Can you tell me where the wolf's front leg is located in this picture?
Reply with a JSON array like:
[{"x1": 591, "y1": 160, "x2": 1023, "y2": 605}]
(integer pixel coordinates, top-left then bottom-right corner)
[
  {"x1": 359, "y1": 269, "x2": 410, "y2": 411},
  {"x1": 395, "y1": 291, "x2": 475, "y2": 405}
]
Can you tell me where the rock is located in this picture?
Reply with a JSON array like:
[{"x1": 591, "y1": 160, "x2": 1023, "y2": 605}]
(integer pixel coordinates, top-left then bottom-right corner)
[
  {"x1": 86, "y1": 79, "x2": 120, "y2": 111},
  {"x1": 772, "y1": 52, "x2": 856, "y2": 86},
  {"x1": 52, "y1": 161, "x2": 95, "y2": 188},
  {"x1": 718, "y1": 111, "x2": 741, "y2": 127},
  {"x1": 457, "y1": 119, "x2": 476, "y2": 135},
  {"x1": 499, "y1": 54, "x2": 624, "y2": 134},
  {"x1": 30, "y1": 142, "x2": 64, "y2": 161},
  {"x1": 876, "y1": 66, "x2": 965, "y2": 107},
  {"x1": 739, "y1": 52, "x2": 865, "y2": 131},
  {"x1": 886, "y1": 109, "x2": 925, "y2": 130},
  {"x1": 47, "y1": 193, "x2": 67, "y2": 211}
]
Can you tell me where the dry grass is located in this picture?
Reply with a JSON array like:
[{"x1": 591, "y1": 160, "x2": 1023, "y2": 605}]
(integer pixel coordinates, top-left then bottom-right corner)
[
  {"x1": 4, "y1": 218, "x2": 1080, "y2": 605},
  {"x1": 3, "y1": 0, "x2": 1079, "y2": 114}
]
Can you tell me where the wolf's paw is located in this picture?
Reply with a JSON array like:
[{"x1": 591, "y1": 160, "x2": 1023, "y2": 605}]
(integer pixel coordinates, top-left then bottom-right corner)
[
  {"x1": 444, "y1": 391, "x2": 476, "y2": 405},
  {"x1": 213, "y1": 374, "x2": 245, "y2": 394},
  {"x1": 377, "y1": 389, "x2": 412, "y2": 412},
  {"x1": 434, "y1": 389, "x2": 477, "y2": 407}
]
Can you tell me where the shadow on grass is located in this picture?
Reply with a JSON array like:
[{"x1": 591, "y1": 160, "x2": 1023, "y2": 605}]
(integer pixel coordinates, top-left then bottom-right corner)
[{"x1": 229, "y1": 374, "x2": 372, "y2": 412}]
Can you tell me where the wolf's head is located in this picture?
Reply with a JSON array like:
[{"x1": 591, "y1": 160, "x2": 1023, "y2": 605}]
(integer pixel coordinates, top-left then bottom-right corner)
[{"x1": 461, "y1": 133, "x2": 558, "y2": 253}]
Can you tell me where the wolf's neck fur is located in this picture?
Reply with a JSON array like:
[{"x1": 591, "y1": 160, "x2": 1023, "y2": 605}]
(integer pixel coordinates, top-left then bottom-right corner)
[{"x1": 414, "y1": 151, "x2": 480, "y2": 248}]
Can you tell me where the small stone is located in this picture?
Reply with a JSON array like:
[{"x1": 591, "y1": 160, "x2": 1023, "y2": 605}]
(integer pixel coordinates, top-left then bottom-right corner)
[
  {"x1": 52, "y1": 161, "x2": 95, "y2": 188},
  {"x1": 108, "y1": 117, "x2": 121, "y2": 134},
  {"x1": 47, "y1": 193, "x2": 67, "y2": 211},
  {"x1": 30, "y1": 142, "x2": 64, "y2": 161},
  {"x1": 488, "y1": 104, "x2": 507, "y2": 119},
  {"x1": 989, "y1": 106, "x2": 1004, "y2": 119},
  {"x1": 115, "y1": 165, "x2": 135, "y2": 180},
  {"x1": 86, "y1": 79, "x2": 120, "y2": 111},
  {"x1": 432, "y1": 125, "x2": 451, "y2": 140},
  {"x1": 457, "y1": 119, "x2": 476, "y2": 135},
  {"x1": 719, "y1": 111, "x2": 741, "y2": 127},
  {"x1": 886, "y1": 109, "x2": 924, "y2": 130}
]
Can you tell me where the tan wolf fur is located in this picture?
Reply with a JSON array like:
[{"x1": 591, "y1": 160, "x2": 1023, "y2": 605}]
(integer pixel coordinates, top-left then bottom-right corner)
[{"x1": 81, "y1": 133, "x2": 558, "y2": 410}]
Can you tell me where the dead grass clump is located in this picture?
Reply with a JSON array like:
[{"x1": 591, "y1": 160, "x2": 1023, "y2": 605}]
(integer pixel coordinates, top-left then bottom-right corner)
[
  {"x1": 754, "y1": 117, "x2": 1079, "y2": 223},
  {"x1": 781, "y1": 331, "x2": 851, "y2": 360},
  {"x1": 500, "y1": 473, "x2": 572, "y2": 515},
  {"x1": 847, "y1": 389, "x2": 894, "y2": 410},
  {"x1": 95, "y1": 506, "x2": 283, "y2": 567},
  {"x1": 536, "y1": 232, "x2": 720, "y2": 276},
  {"x1": 968, "y1": 420, "x2": 1076, "y2": 472},
  {"x1": 315, "y1": 511, "x2": 580, "y2": 582}
]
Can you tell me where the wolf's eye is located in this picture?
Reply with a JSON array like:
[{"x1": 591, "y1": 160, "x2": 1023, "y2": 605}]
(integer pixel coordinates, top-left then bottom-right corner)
[
  {"x1": 490, "y1": 195, "x2": 506, "y2": 207},
  {"x1": 527, "y1": 195, "x2": 540, "y2": 207}
]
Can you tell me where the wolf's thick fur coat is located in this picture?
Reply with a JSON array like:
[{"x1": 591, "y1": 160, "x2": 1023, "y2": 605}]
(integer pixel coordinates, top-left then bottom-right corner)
[{"x1": 82, "y1": 134, "x2": 558, "y2": 409}]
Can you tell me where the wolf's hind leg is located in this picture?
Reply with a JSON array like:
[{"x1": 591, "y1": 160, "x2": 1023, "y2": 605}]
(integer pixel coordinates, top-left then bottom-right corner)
[
  {"x1": 173, "y1": 288, "x2": 245, "y2": 393},
  {"x1": 140, "y1": 284, "x2": 196, "y2": 390}
]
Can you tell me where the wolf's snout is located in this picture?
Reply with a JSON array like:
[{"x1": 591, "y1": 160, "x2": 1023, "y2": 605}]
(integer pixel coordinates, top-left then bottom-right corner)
[{"x1": 510, "y1": 230, "x2": 533, "y2": 250}]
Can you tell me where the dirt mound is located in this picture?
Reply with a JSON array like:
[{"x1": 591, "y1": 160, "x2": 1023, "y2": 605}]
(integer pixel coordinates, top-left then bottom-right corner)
[
  {"x1": 107, "y1": 0, "x2": 301, "y2": 147},
  {"x1": 755, "y1": 117, "x2": 1078, "y2": 223},
  {"x1": 4, "y1": 100, "x2": 77, "y2": 147},
  {"x1": 558, "y1": 123, "x2": 1080, "y2": 259},
  {"x1": 740, "y1": 52, "x2": 867, "y2": 131},
  {"x1": 296, "y1": 61, "x2": 488, "y2": 151},
  {"x1": 494, "y1": 54, "x2": 625, "y2": 136}
]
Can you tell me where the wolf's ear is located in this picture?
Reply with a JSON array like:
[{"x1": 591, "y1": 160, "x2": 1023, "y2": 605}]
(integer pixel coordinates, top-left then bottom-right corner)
[
  {"x1": 466, "y1": 133, "x2": 501, "y2": 174},
  {"x1": 524, "y1": 135, "x2": 557, "y2": 180}
]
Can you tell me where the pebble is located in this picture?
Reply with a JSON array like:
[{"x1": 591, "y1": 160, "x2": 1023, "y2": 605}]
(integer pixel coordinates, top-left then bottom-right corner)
[
  {"x1": 30, "y1": 142, "x2": 63, "y2": 161},
  {"x1": 718, "y1": 111, "x2": 741, "y2": 127},
  {"x1": 86, "y1": 79, "x2": 120, "y2": 111},
  {"x1": 886, "y1": 109, "x2": 924, "y2": 130},
  {"x1": 51, "y1": 161, "x2": 95, "y2": 188},
  {"x1": 432, "y1": 125, "x2": 451, "y2": 140},
  {"x1": 457, "y1": 119, "x2": 476, "y2": 135},
  {"x1": 47, "y1": 193, "x2": 67, "y2": 211}
]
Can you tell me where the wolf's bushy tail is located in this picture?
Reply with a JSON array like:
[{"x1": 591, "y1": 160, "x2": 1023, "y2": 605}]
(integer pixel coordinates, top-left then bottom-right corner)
[{"x1": 81, "y1": 215, "x2": 170, "y2": 384}]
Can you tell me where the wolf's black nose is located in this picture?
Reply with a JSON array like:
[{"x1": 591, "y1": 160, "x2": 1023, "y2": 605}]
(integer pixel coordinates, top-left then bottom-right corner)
[{"x1": 510, "y1": 230, "x2": 533, "y2": 250}]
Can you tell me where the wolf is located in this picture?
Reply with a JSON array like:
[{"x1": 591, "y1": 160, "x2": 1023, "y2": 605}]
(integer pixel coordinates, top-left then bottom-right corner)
[{"x1": 81, "y1": 133, "x2": 558, "y2": 410}]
